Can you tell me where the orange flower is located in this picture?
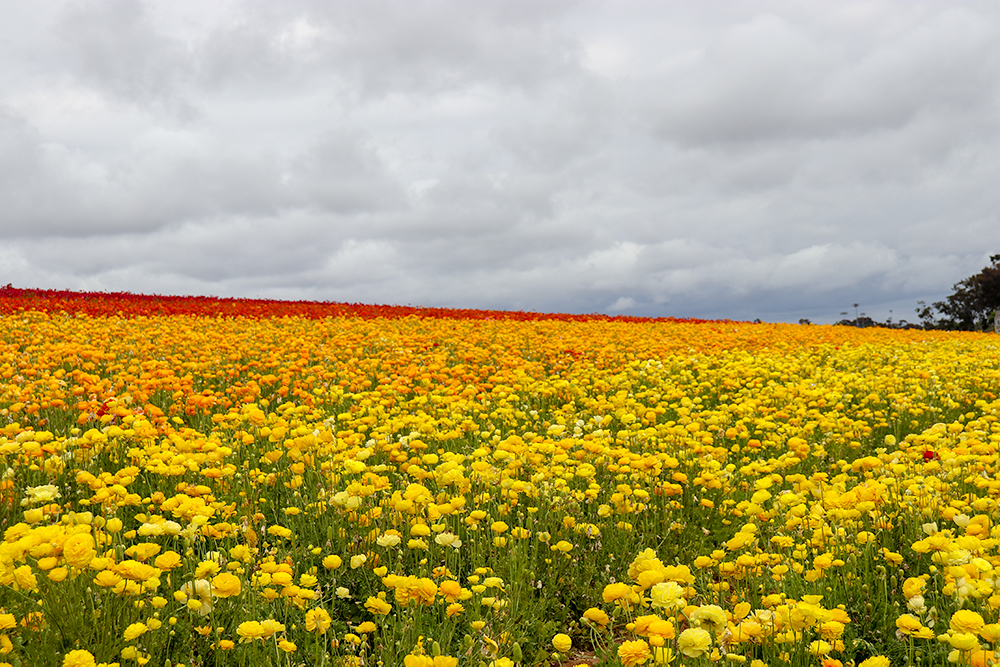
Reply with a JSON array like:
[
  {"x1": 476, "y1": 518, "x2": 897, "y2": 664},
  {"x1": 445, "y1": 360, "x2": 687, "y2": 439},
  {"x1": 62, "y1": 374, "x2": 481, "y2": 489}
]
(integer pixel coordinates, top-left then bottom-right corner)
[{"x1": 618, "y1": 639, "x2": 651, "y2": 667}]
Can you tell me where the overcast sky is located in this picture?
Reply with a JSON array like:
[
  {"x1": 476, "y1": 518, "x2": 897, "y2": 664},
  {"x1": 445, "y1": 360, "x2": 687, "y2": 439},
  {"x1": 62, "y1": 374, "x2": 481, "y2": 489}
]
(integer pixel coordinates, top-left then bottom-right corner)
[{"x1": 1, "y1": 1, "x2": 998, "y2": 324}]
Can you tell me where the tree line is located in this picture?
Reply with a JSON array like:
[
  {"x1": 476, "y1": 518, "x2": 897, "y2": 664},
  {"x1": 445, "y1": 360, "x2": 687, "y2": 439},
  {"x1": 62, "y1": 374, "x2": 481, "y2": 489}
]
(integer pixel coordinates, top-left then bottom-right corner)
[
  {"x1": 816, "y1": 255, "x2": 1000, "y2": 331},
  {"x1": 915, "y1": 254, "x2": 1000, "y2": 331}
]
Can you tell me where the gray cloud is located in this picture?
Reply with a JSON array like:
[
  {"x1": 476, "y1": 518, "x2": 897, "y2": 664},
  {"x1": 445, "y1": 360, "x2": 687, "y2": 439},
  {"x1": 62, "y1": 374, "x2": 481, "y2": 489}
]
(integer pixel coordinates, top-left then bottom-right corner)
[{"x1": 1, "y1": 0, "x2": 999, "y2": 324}]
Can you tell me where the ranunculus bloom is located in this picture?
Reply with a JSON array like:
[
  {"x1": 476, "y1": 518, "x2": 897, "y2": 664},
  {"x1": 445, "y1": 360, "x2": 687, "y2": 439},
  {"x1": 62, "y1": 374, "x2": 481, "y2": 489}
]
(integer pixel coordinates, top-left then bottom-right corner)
[
  {"x1": 952, "y1": 610, "x2": 986, "y2": 635},
  {"x1": 950, "y1": 633, "x2": 980, "y2": 652},
  {"x1": 365, "y1": 596, "x2": 392, "y2": 615},
  {"x1": 212, "y1": 572, "x2": 242, "y2": 598},
  {"x1": 22, "y1": 484, "x2": 60, "y2": 506},
  {"x1": 439, "y1": 579, "x2": 463, "y2": 602},
  {"x1": 154, "y1": 551, "x2": 182, "y2": 571},
  {"x1": 617, "y1": 639, "x2": 651, "y2": 667},
  {"x1": 602, "y1": 582, "x2": 633, "y2": 603},
  {"x1": 858, "y1": 657, "x2": 891, "y2": 667},
  {"x1": 13, "y1": 565, "x2": 37, "y2": 592},
  {"x1": 677, "y1": 627, "x2": 712, "y2": 658},
  {"x1": 902, "y1": 577, "x2": 924, "y2": 599},
  {"x1": 896, "y1": 614, "x2": 923, "y2": 635},
  {"x1": 62, "y1": 649, "x2": 97, "y2": 667},
  {"x1": 583, "y1": 607, "x2": 610, "y2": 628},
  {"x1": 259, "y1": 619, "x2": 285, "y2": 638},
  {"x1": 649, "y1": 581, "x2": 685, "y2": 610},
  {"x1": 62, "y1": 533, "x2": 96, "y2": 569},
  {"x1": 237, "y1": 621, "x2": 263, "y2": 641},
  {"x1": 980, "y1": 624, "x2": 1000, "y2": 644},
  {"x1": 123, "y1": 622, "x2": 148, "y2": 641},
  {"x1": 305, "y1": 608, "x2": 332, "y2": 634},
  {"x1": 809, "y1": 640, "x2": 832, "y2": 656},
  {"x1": 691, "y1": 604, "x2": 727, "y2": 633},
  {"x1": 552, "y1": 633, "x2": 572, "y2": 653}
]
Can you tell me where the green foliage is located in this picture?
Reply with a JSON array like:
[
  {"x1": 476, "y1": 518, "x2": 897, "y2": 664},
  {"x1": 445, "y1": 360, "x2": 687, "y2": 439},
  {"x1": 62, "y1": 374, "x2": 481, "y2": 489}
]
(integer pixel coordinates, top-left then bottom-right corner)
[{"x1": 917, "y1": 254, "x2": 1000, "y2": 331}]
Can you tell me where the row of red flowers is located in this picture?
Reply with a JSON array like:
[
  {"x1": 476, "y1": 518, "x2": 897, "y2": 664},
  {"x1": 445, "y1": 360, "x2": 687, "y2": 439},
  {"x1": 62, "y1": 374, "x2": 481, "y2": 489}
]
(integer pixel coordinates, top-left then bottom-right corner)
[{"x1": 0, "y1": 284, "x2": 723, "y2": 323}]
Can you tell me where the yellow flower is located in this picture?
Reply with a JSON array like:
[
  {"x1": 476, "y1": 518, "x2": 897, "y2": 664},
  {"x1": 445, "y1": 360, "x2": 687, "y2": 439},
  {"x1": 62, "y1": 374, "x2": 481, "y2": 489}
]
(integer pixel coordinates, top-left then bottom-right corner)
[
  {"x1": 583, "y1": 607, "x2": 610, "y2": 628},
  {"x1": 980, "y1": 624, "x2": 1000, "y2": 644},
  {"x1": 650, "y1": 581, "x2": 685, "y2": 610},
  {"x1": 691, "y1": 604, "x2": 727, "y2": 633},
  {"x1": 62, "y1": 650, "x2": 97, "y2": 667},
  {"x1": 305, "y1": 608, "x2": 332, "y2": 634},
  {"x1": 896, "y1": 614, "x2": 923, "y2": 635},
  {"x1": 23, "y1": 507, "x2": 45, "y2": 524},
  {"x1": 94, "y1": 570, "x2": 122, "y2": 588},
  {"x1": 439, "y1": 579, "x2": 463, "y2": 602},
  {"x1": 377, "y1": 533, "x2": 402, "y2": 547},
  {"x1": 950, "y1": 633, "x2": 980, "y2": 652},
  {"x1": 194, "y1": 560, "x2": 221, "y2": 578},
  {"x1": 123, "y1": 622, "x2": 148, "y2": 641},
  {"x1": 365, "y1": 596, "x2": 392, "y2": 615},
  {"x1": 237, "y1": 621, "x2": 263, "y2": 641},
  {"x1": 677, "y1": 627, "x2": 712, "y2": 658},
  {"x1": 552, "y1": 540, "x2": 574, "y2": 553},
  {"x1": 322, "y1": 554, "x2": 342, "y2": 570},
  {"x1": 154, "y1": 551, "x2": 182, "y2": 571},
  {"x1": 902, "y1": 577, "x2": 925, "y2": 599},
  {"x1": 808, "y1": 640, "x2": 832, "y2": 656},
  {"x1": 858, "y1": 657, "x2": 890, "y2": 667},
  {"x1": 553, "y1": 633, "x2": 572, "y2": 653},
  {"x1": 259, "y1": 619, "x2": 285, "y2": 638},
  {"x1": 22, "y1": 484, "x2": 61, "y2": 506},
  {"x1": 211, "y1": 572, "x2": 242, "y2": 598},
  {"x1": 63, "y1": 533, "x2": 97, "y2": 569},
  {"x1": 634, "y1": 615, "x2": 661, "y2": 637},
  {"x1": 618, "y1": 639, "x2": 651, "y2": 667},
  {"x1": 952, "y1": 610, "x2": 986, "y2": 635},
  {"x1": 603, "y1": 582, "x2": 634, "y2": 603},
  {"x1": 13, "y1": 565, "x2": 37, "y2": 592}
]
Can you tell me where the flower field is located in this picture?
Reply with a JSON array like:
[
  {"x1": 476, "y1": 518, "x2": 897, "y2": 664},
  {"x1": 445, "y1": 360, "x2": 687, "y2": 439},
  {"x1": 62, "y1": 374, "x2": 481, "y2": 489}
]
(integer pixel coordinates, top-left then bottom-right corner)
[{"x1": 1, "y1": 288, "x2": 1000, "y2": 667}]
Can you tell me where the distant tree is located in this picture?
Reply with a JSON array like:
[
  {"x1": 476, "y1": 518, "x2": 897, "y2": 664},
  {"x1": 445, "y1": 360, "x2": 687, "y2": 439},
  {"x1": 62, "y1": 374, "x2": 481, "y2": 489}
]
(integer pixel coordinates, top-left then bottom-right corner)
[{"x1": 916, "y1": 255, "x2": 1000, "y2": 331}]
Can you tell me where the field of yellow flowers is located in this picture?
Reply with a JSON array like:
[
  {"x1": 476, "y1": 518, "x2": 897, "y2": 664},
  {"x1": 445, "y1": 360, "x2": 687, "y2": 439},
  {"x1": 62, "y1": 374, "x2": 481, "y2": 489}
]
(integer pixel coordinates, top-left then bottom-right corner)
[{"x1": 1, "y1": 288, "x2": 1000, "y2": 667}]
